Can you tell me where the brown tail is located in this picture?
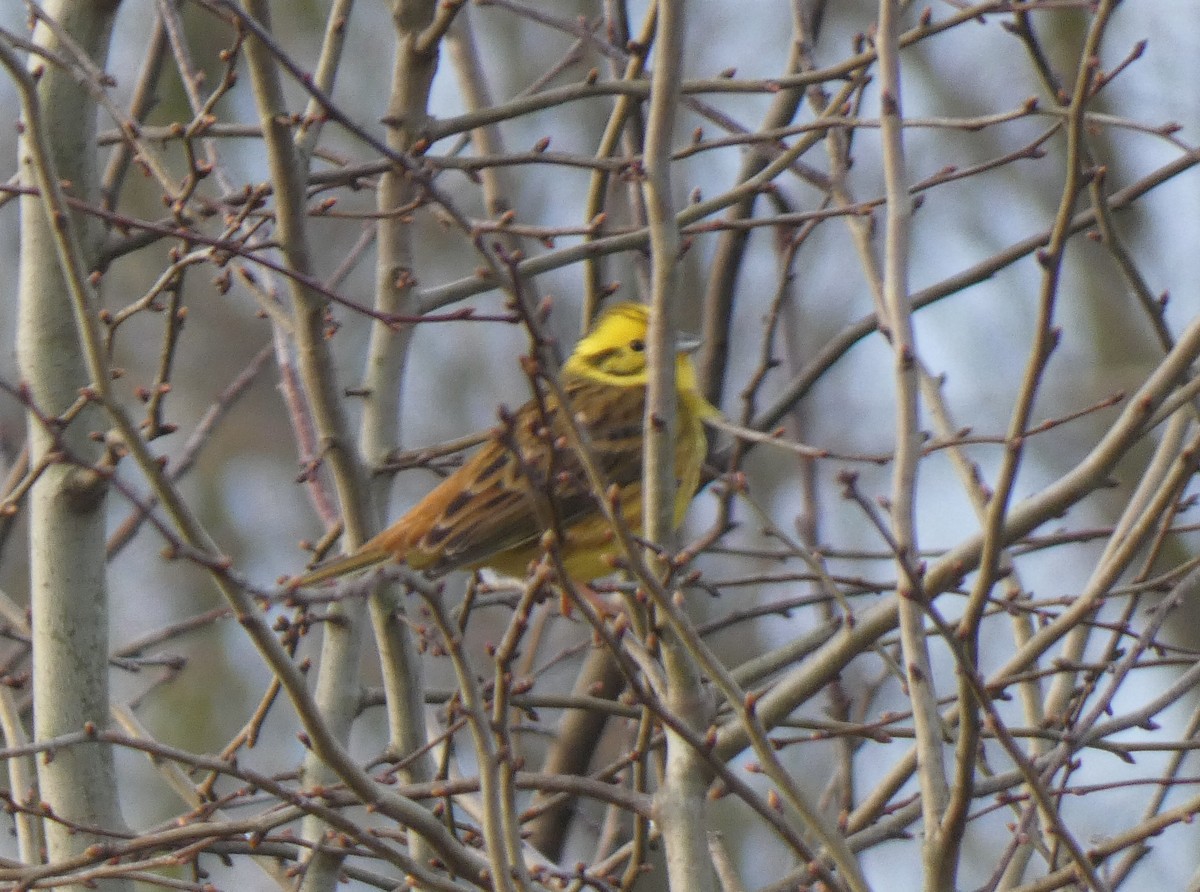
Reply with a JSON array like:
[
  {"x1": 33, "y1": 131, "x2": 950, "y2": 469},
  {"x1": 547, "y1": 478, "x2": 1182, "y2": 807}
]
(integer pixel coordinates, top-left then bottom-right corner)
[{"x1": 294, "y1": 548, "x2": 390, "y2": 586}]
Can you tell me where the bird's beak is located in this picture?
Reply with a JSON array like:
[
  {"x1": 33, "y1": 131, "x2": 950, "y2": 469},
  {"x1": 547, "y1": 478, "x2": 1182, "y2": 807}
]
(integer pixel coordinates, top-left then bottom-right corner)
[{"x1": 676, "y1": 335, "x2": 702, "y2": 354}]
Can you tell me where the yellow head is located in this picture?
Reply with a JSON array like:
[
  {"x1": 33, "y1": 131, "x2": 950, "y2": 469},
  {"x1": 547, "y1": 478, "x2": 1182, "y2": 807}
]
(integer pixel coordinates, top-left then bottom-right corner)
[{"x1": 564, "y1": 302, "x2": 706, "y2": 402}]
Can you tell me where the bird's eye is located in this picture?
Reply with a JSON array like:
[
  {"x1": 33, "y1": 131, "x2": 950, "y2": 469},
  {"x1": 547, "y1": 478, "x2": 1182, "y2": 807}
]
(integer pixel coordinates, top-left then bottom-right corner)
[{"x1": 630, "y1": 339, "x2": 645, "y2": 352}]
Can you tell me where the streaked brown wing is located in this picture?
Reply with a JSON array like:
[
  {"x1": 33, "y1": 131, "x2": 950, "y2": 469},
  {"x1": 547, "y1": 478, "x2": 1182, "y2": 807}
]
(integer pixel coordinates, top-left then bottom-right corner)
[{"x1": 410, "y1": 374, "x2": 646, "y2": 575}]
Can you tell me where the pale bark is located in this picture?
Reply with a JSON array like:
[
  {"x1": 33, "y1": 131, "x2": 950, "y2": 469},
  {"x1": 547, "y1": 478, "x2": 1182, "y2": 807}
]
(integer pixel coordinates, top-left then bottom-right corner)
[{"x1": 14, "y1": 2, "x2": 130, "y2": 889}]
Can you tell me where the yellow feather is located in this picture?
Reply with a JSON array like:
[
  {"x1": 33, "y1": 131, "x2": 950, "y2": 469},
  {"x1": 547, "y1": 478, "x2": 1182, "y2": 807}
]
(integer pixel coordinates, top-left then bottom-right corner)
[{"x1": 295, "y1": 302, "x2": 717, "y2": 586}]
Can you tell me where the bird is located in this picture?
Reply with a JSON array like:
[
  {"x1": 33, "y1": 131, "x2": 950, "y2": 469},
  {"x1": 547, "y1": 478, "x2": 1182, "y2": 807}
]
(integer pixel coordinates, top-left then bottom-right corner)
[{"x1": 294, "y1": 302, "x2": 718, "y2": 587}]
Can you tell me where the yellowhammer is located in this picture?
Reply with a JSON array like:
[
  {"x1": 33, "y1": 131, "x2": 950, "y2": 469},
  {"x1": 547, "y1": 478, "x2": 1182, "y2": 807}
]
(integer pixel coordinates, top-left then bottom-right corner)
[{"x1": 296, "y1": 302, "x2": 717, "y2": 586}]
